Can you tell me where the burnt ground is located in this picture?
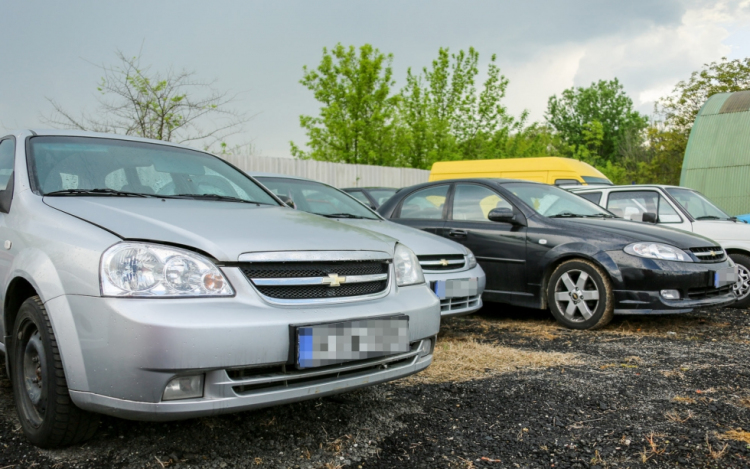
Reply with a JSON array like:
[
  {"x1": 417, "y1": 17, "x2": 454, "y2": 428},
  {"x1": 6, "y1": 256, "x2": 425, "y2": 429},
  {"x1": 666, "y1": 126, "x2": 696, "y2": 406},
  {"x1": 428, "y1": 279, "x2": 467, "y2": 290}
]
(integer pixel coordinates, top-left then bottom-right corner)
[{"x1": 1, "y1": 304, "x2": 749, "y2": 469}]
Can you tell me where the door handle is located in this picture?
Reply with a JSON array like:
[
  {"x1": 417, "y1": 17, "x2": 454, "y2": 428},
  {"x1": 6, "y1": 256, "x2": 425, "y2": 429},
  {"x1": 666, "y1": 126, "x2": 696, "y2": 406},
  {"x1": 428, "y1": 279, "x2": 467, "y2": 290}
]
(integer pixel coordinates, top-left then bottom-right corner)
[{"x1": 448, "y1": 229, "x2": 467, "y2": 238}]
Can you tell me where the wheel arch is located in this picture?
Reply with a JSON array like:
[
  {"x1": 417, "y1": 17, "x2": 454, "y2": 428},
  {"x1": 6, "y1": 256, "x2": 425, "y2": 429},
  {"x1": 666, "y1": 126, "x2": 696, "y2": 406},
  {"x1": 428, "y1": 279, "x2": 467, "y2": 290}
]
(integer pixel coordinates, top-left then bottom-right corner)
[{"x1": 538, "y1": 246, "x2": 621, "y2": 310}]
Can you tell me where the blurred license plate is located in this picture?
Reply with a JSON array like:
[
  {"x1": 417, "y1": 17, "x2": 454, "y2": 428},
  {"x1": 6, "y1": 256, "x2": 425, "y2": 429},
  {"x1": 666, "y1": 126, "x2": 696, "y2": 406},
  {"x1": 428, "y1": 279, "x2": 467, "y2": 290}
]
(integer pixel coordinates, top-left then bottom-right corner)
[
  {"x1": 714, "y1": 266, "x2": 738, "y2": 288},
  {"x1": 433, "y1": 278, "x2": 478, "y2": 300},
  {"x1": 296, "y1": 316, "x2": 409, "y2": 369}
]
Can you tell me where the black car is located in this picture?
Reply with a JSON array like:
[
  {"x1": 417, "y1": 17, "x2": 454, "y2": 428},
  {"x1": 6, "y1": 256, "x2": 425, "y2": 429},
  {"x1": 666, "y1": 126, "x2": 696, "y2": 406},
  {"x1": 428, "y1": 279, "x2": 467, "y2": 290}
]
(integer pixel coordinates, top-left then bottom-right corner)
[
  {"x1": 342, "y1": 187, "x2": 398, "y2": 209},
  {"x1": 377, "y1": 179, "x2": 737, "y2": 329}
]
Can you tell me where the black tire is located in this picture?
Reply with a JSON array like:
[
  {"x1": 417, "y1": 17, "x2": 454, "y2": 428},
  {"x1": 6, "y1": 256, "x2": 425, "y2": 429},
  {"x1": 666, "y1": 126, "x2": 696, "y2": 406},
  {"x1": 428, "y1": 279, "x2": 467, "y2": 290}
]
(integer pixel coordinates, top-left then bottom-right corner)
[
  {"x1": 547, "y1": 259, "x2": 614, "y2": 330},
  {"x1": 11, "y1": 296, "x2": 99, "y2": 448},
  {"x1": 730, "y1": 253, "x2": 750, "y2": 309}
]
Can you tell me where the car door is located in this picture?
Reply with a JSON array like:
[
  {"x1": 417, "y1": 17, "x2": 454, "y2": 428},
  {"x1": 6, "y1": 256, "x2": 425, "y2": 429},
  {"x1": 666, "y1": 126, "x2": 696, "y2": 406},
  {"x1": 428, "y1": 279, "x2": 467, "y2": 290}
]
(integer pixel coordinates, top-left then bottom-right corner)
[
  {"x1": 0, "y1": 138, "x2": 16, "y2": 341},
  {"x1": 446, "y1": 183, "x2": 527, "y2": 296},
  {"x1": 604, "y1": 190, "x2": 687, "y2": 229},
  {"x1": 391, "y1": 184, "x2": 450, "y2": 236}
]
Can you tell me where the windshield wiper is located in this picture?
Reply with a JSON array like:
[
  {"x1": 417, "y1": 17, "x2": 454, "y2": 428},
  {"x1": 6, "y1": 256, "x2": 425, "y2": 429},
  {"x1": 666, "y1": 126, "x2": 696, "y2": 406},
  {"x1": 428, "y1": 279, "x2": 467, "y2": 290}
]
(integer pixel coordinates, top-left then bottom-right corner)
[
  {"x1": 583, "y1": 213, "x2": 615, "y2": 218},
  {"x1": 695, "y1": 215, "x2": 721, "y2": 220},
  {"x1": 170, "y1": 194, "x2": 274, "y2": 205},
  {"x1": 317, "y1": 213, "x2": 368, "y2": 219},
  {"x1": 548, "y1": 212, "x2": 586, "y2": 218},
  {"x1": 44, "y1": 188, "x2": 153, "y2": 198}
]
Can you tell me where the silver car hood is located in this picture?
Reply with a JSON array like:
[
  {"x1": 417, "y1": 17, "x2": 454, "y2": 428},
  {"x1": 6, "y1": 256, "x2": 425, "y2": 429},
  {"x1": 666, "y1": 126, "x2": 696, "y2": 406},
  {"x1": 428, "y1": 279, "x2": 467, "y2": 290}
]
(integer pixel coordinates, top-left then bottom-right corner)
[
  {"x1": 334, "y1": 218, "x2": 466, "y2": 256},
  {"x1": 43, "y1": 198, "x2": 397, "y2": 261}
]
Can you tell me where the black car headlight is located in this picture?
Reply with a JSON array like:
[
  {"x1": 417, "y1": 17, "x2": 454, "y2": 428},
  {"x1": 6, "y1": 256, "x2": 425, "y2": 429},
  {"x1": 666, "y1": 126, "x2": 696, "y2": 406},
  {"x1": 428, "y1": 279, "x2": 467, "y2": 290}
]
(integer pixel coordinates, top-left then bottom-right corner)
[{"x1": 624, "y1": 242, "x2": 693, "y2": 262}]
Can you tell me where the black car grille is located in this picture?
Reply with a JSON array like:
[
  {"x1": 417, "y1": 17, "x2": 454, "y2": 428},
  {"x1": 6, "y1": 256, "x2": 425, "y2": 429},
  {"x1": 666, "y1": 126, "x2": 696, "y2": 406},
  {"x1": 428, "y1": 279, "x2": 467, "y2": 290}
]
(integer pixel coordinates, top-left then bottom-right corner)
[
  {"x1": 241, "y1": 261, "x2": 387, "y2": 278},
  {"x1": 687, "y1": 285, "x2": 733, "y2": 300},
  {"x1": 689, "y1": 246, "x2": 726, "y2": 262},
  {"x1": 418, "y1": 254, "x2": 466, "y2": 271},
  {"x1": 241, "y1": 261, "x2": 390, "y2": 301}
]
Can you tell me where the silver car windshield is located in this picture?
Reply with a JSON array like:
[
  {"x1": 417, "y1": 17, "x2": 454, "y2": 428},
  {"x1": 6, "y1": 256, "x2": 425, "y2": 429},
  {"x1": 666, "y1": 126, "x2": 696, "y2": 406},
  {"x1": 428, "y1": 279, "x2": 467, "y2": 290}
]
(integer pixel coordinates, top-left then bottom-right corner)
[
  {"x1": 505, "y1": 182, "x2": 614, "y2": 218},
  {"x1": 665, "y1": 187, "x2": 732, "y2": 220},
  {"x1": 257, "y1": 177, "x2": 380, "y2": 220},
  {"x1": 28, "y1": 136, "x2": 278, "y2": 205}
]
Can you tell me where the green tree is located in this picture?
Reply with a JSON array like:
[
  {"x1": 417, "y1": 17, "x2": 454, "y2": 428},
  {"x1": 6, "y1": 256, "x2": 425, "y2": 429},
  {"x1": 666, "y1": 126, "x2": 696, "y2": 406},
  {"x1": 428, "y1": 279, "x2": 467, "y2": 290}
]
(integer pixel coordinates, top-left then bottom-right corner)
[
  {"x1": 397, "y1": 47, "x2": 522, "y2": 168},
  {"x1": 546, "y1": 78, "x2": 648, "y2": 165},
  {"x1": 290, "y1": 44, "x2": 400, "y2": 165},
  {"x1": 657, "y1": 57, "x2": 750, "y2": 132},
  {"x1": 44, "y1": 51, "x2": 247, "y2": 149}
]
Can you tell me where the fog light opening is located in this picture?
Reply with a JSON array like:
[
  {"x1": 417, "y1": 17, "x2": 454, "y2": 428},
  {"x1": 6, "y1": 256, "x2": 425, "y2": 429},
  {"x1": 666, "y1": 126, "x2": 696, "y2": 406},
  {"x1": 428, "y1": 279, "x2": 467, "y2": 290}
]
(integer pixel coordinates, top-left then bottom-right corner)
[
  {"x1": 162, "y1": 374, "x2": 204, "y2": 401},
  {"x1": 419, "y1": 337, "x2": 434, "y2": 357},
  {"x1": 660, "y1": 289, "x2": 681, "y2": 300}
]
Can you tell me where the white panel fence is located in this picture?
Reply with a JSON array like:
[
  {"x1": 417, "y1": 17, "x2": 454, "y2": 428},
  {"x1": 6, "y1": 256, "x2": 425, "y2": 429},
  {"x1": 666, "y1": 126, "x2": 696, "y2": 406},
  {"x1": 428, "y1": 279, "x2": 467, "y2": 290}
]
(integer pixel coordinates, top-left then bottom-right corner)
[{"x1": 220, "y1": 155, "x2": 430, "y2": 189}]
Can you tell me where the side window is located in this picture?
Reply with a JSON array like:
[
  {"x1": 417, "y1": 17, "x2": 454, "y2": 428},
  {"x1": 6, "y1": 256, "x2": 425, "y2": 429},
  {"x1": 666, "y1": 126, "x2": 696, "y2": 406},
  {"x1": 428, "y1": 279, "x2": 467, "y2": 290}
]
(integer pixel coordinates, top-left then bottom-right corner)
[
  {"x1": 554, "y1": 179, "x2": 581, "y2": 186},
  {"x1": 606, "y1": 191, "x2": 681, "y2": 223},
  {"x1": 396, "y1": 185, "x2": 449, "y2": 219},
  {"x1": 578, "y1": 191, "x2": 602, "y2": 205},
  {"x1": 452, "y1": 184, "x2": 513, "y2": 221},
  {"x1": 0, "y1": 139, "x2": 15, "y2": 191}
]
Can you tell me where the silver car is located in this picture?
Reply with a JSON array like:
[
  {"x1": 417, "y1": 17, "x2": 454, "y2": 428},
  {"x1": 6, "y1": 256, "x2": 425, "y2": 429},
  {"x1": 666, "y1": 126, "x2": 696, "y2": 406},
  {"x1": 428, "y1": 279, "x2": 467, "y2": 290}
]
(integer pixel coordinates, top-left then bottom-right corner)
[
  {"x1": 0, "y1": 130, "x2": 440, "y2": 448},
  {"x1": 250, "y1": 173, "x2": 487, "y2": 317}
]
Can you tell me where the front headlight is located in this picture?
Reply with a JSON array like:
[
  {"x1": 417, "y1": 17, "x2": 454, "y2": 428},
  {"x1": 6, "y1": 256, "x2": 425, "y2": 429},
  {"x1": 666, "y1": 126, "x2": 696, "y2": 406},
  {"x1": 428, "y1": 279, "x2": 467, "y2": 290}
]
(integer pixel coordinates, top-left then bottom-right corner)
[
  {"x1": 624, "y1": 242, "x2": 693, "y2": 262},
  {"x1": 466, "y1": 248, "x2": 478, "y2": 269},
  {"x1": 394, "y1": 243, "x2": 425, "y2": 286},
  {"x1": 101, "y1": 242, "x2": 235, "y2": 297}
]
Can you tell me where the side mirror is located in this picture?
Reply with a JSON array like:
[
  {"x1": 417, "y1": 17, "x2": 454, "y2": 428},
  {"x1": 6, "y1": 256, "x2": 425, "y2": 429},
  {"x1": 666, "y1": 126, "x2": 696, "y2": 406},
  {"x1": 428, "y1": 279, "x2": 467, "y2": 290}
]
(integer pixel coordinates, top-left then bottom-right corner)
[
  {"x1": 488, "y1": 207, "x2": 515, "y2": 223},
  {"x1": 642, "y1": 212, "x2": 658, "y2": 223},
  {"x1": 278, "y1": 195, "x2": 296, "y2": 209}
]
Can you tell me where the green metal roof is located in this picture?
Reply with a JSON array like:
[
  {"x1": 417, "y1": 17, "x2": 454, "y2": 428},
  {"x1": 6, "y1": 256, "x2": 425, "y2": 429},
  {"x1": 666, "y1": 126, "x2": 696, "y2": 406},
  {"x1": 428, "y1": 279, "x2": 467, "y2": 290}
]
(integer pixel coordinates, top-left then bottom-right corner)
[{"x1": 680, "y1": 90, "x2": 750, "y2": 215}]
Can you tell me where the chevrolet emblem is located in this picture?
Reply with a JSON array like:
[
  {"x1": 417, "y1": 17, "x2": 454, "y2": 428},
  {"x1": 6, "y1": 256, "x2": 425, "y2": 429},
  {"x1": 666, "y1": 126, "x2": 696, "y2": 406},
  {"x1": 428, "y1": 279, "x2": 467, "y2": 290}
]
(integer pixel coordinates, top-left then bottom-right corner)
[
  {"x1": 439, "y1": 259, "x2": 450, "y2": 267},
  {"x1": 710, "y1": 251, "x2": 716, "y2": 257},
  {"x1": 322, "y1": 273, "x2": 346, "y2": 287}
]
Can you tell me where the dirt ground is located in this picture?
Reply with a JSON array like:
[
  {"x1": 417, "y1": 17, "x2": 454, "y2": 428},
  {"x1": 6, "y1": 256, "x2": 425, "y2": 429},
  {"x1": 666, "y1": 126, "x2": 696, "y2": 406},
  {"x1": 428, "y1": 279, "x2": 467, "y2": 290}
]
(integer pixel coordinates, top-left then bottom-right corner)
[{"x1": 1, "y1": 304, "x2": 749, "y2": 469}]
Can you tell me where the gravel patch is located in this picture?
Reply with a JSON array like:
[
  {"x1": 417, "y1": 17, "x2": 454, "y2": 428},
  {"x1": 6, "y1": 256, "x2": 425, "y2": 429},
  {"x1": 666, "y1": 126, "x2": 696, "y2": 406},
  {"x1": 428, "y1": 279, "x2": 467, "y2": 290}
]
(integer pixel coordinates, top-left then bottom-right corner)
[{"x1": 1, "y1": 305, "x2": 749, "y2": 468}]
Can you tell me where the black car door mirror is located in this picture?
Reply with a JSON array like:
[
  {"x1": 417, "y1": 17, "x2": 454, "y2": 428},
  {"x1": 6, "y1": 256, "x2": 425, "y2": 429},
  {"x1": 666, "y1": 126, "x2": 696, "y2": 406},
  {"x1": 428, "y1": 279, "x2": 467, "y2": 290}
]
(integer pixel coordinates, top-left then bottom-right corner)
[
  {"x1": 642, "y1": 212, "x2": 658, "y2": 223},
  {"x1": 278, "y1": 195, "x2": 296, "y2": 209},
  {"x1": 488, "y1": 207, "x2": 515, "y2": 223}
]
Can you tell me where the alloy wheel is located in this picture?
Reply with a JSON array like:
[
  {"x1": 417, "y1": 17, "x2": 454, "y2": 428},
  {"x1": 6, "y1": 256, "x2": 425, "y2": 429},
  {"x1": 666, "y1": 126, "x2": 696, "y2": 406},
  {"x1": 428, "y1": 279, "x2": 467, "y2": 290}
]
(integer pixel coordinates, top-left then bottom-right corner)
[
  {"x1": 734, "y1": 264, "x2": 750, "y2": 300},
  {"x1": 554, "y1": 270, "x2": 600, "y2": 322}
]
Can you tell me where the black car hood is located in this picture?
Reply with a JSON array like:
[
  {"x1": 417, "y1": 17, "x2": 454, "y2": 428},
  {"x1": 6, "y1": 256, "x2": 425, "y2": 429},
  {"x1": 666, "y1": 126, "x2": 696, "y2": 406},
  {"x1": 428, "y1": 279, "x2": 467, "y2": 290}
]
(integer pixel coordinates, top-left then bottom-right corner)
[{"x1": 547, "y1": 217, "x2": 718, "y2": 249}]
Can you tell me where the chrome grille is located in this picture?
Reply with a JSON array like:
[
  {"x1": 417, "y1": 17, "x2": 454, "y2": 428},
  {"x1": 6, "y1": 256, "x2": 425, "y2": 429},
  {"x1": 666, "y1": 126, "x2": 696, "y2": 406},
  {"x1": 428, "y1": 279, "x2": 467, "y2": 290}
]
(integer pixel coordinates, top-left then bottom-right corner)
[
  {"x1": 689, "y1": 246, "x2": 726, "y2": 262},
  {"x1": 418, "y1": 254, "x2": 466, "y2": 272},
  {"x1": 241, "y1": 260, "x2": 390, "y2": 302}
]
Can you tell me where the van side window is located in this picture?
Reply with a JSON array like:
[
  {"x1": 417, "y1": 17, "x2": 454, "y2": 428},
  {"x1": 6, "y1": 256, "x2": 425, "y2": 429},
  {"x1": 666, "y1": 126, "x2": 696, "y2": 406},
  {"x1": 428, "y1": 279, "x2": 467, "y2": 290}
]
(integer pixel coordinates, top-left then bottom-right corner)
[
  {"x1": 606, "y1": 191, "x2": 682, "y2": 223},
  {"x1": 578, "y1": 191, "x2": 602, "y2": 205},
  {"x1": 396, "y1": 185, "x2": 449, "y2": 219},
  {"x1": 554, "y1": 179, "x2": 581, "y2": 186}
]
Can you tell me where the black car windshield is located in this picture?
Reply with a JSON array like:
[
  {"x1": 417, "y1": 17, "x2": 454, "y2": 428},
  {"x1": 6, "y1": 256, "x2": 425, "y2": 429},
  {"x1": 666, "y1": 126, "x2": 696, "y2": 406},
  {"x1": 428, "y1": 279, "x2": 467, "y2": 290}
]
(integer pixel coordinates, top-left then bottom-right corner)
[
  {"x1": 665, "y1": 187, "x2": 732, "y2": 220},
  {"x1": 28, "y1": 137, "x2": 278, "y2": 205},
  {"x1": 504, "y1": 182, "x2": 613, "y2": 218},
  {"x1": 367, "y1": 189, "x2": 398, "y2": 206},
  {"x1": 256, "y1": 177, "x2": 380, "y2": 220}
]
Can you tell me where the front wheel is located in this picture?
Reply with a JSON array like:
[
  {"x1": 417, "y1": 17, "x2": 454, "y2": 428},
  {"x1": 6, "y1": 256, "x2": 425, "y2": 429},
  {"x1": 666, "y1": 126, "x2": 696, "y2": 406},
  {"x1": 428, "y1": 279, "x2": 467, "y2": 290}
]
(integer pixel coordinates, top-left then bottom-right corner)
[
  {"x1": 547, "y1": 259, "x2": 614, "y2": 330},
  {"x1": 730, "y1": 253, "x2": 750, "y2": 309},
  {"x1": 11, "y1": 296, "x2": 99, "y2": 448}
]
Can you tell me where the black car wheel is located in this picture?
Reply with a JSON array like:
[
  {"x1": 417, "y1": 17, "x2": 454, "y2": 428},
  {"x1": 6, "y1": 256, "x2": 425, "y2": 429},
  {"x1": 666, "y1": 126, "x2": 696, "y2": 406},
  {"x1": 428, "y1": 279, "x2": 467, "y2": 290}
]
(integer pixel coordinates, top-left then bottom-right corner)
[
  {"x1": 730, "y1": 253, "x2": 750, "y2": 309},
  {"x1": 11, "y1": 296, "x2": 99, "y2": 448},
  {"x1": 548, "y1": 259, "x2": 614, "y2": 330}
]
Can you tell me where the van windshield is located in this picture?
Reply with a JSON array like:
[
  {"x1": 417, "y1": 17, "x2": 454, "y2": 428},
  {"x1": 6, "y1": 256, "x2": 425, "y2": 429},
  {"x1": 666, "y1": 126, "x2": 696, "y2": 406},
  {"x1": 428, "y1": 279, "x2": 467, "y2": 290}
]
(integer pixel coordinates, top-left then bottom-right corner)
[
  {"x1": 28, "y1": 136, "x2": 278, "y2": 205},
  {"x1": 505, "y1": 182, "x2": 614, "y2": 218}
]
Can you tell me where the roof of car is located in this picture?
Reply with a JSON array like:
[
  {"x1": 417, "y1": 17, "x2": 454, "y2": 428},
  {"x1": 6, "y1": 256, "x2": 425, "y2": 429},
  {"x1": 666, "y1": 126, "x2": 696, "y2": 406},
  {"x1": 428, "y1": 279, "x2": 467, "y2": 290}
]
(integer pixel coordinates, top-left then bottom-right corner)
[
  {"x1": 246, "y1": 171, "x2": 313, "y2": 182},
  {"x1": 570, "y1": 184, "x2": 685, "y2": 192},
  {"x1": 343, "y1": 187, "x2": 398, "y2": 190}
]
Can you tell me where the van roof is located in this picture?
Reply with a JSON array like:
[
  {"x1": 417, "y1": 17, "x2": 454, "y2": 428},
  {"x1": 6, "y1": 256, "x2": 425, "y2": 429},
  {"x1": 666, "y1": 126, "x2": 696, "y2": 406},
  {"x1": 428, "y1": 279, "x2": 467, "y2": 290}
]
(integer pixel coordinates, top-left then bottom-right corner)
[{"x1": 430, "y1": 157, "x2": 606, "y2": 178}]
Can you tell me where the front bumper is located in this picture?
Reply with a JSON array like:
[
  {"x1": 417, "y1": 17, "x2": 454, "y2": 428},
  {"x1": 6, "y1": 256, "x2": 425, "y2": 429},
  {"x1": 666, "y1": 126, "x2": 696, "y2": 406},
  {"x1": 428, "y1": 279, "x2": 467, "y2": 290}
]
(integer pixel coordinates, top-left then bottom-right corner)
[
  {"x1": 607, "y1": 251, "x2": 738, "y2": 314},
  {"x1": 424, "y1": 264, "x2": 486, "y2": 317},
  {"x1": 45, "y1": 268, "x2": 440, "y2": 420}
]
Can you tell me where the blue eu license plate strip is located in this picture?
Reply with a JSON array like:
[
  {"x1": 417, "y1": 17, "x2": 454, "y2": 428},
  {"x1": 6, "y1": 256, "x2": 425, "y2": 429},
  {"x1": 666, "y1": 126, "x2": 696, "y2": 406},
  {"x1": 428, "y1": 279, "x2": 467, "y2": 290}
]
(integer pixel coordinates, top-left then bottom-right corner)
[
  {"x1": 296, "y1": 317, "x2": 409, "y2": 369},
  {"x1": 432, "y1": 278, "x2": 478, "y2": 300}
]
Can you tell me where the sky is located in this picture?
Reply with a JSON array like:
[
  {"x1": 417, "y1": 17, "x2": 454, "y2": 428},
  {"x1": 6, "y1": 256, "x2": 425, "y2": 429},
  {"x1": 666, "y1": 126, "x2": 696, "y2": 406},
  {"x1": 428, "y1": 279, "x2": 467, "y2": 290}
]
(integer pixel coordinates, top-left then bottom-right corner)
[{"x1": 1, "y1": 0, "x2": 749, "y2": 158}]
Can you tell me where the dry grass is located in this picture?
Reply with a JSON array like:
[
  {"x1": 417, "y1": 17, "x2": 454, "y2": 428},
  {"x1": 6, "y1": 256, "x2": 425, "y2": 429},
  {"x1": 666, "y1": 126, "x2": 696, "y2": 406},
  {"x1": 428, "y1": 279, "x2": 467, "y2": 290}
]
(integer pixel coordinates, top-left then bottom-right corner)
[
  {"x1": 605, "y1": 315, "x2": 727, "y2": 337},
  {"x1": 738, "y1": 397, "x2": 750, "y2": 409},
  {"x1": 720, "y1": 429, "x2": 750, "y2": 445},
  {"x1": 665, "y1": 409, "x2": 693, "y2": 423},
  {"x1": 639, "y1": 432, "x2": 666, "y2": 463},
  {"x1": 672, "y1": 396, "x2": 696, "y2": 404},
  {"x1": 448, "y1": 315, "x2": 564, "y2": 340},
  {"x1": 706, "y1": 433, "x2": 729, "y2": 460},
  {"x1": 411, "y1": 335, "x2": 581, "y2": 383}
]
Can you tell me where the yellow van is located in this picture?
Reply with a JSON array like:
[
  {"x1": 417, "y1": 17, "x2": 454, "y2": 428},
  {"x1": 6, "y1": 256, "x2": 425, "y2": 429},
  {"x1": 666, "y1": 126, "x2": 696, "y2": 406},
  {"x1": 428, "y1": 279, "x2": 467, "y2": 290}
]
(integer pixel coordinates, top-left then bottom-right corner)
[{"x1": 428, "y1": 157, "x2": 612, "y2": 186}]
